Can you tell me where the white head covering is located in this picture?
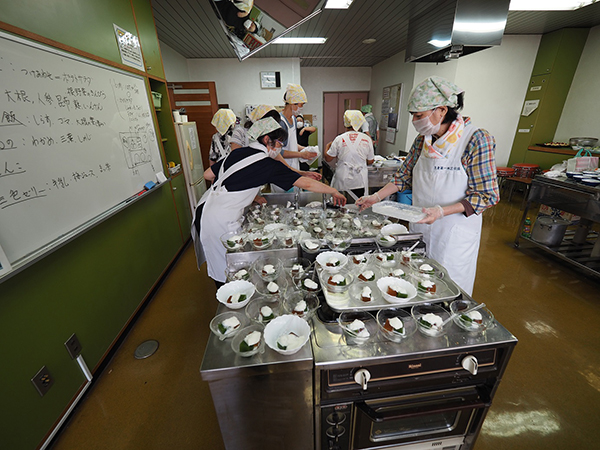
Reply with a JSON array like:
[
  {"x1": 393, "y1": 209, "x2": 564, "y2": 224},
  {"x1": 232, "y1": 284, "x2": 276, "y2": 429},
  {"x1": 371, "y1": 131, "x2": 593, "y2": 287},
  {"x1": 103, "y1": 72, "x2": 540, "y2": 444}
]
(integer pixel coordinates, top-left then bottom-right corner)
[
  {"x1": 211, "y1": 109, "x2": 237, "y2": 136},
  {"x1": 407, "y1": 76, "x2": 464, "y2": 112},
  {"x1": 343, "y1": 110, "x2": 366, "y2": 131},
  {"x1": 247, "y1": 117, "x2": 282, "y2": 142},
  {"x1": 284, "y1": 83, "x2": 307, "y2": 104}
]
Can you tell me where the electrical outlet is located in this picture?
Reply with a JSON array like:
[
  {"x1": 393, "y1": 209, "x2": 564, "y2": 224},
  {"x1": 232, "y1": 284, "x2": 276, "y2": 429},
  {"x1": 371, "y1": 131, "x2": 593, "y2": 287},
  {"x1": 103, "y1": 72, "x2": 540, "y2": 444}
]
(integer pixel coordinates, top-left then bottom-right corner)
[
  {"x1": 31, "y1": 366, "x2": 54, "y2": 397},
  {"x1": 64, "y1": 333, "x2": 82, "y2": 359}
]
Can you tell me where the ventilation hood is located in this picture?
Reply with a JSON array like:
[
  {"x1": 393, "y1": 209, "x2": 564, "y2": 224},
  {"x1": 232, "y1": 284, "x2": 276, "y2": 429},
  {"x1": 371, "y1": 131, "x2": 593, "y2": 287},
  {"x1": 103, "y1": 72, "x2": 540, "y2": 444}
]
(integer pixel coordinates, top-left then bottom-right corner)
[{"x1": 405, "y1": 0, "x2": 511, "y2": 63}]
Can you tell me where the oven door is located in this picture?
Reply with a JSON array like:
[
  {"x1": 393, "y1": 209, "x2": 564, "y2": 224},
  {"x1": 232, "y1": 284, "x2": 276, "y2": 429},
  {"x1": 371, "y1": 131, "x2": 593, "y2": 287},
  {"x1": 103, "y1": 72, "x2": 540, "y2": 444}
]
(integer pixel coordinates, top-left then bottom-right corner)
[{"x1": 351, "y1": 386, "x2": 489, "y2": 450}]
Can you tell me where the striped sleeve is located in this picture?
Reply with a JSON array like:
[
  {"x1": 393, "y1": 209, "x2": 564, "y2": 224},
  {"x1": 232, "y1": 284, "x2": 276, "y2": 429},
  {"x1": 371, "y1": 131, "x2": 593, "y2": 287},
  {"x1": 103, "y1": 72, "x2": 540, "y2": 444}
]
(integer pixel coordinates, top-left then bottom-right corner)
[{"x1": 462, "y1": 129, "x2": 499, "y2": 215}]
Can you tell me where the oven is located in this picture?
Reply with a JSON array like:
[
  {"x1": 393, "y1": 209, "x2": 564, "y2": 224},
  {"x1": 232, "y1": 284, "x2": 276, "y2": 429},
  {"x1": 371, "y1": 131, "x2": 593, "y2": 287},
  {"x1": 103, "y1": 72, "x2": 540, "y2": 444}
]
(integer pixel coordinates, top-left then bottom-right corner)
[{"x1": 313, "y1": 317, "x2": 517, "y2": 450}]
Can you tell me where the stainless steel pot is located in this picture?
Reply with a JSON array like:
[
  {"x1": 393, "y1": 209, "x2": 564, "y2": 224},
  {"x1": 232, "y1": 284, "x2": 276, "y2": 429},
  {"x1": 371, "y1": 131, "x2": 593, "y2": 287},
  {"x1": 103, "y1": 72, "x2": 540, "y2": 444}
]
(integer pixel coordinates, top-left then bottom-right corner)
[
  {"x1": 569, "y1": 137, "x2": 598, "y2": 147},
  {"x1": 531, "y1": 216, "x2": 570, "y2": 246}
]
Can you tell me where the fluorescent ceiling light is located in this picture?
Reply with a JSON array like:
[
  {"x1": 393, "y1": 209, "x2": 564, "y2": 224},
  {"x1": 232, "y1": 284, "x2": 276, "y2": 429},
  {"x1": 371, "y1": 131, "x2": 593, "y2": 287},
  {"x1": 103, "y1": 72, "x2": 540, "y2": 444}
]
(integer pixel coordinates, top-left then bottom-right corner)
[
  {"x1": 325, "y1": 0, "x2": 355, "y2": 9},
  {"x1": 274, "y1": 37, "x2": 327, "y2": 44},
  {"x1": 428, "y1": 39, "x2": 452, "y2": 48},
  {"x1": 453, "y1": 20, "x2": 507, "y2": 33},
  {"x1": 509, "y1": 0, "x2": 596, "y2": 10}
]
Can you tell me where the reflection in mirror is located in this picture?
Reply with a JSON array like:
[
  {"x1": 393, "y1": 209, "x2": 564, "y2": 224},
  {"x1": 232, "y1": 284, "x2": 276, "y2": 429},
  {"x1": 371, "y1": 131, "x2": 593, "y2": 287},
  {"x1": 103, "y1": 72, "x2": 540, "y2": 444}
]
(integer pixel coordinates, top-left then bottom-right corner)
[{"x1": 210, "y1": 0, "x2": 326, "y2": 61}]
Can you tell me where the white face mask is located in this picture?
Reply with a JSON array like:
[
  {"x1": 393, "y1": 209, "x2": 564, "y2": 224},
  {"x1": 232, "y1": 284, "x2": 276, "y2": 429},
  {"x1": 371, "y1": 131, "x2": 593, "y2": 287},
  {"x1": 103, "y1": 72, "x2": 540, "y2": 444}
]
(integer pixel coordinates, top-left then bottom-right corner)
[
  {"x1": 293, "y1": 105, "x2": 303, "y2": 115},
  {"x1": 412, "y1": 110, "x2": 441, "y2": 136},
  {"x1": 296, "y1": 121, "x2": 304, "y2": 128}
]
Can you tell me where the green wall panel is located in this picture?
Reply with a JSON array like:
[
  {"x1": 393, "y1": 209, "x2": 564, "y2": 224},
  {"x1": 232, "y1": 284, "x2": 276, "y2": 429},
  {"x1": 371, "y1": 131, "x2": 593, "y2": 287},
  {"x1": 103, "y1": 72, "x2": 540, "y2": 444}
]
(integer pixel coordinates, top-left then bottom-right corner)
[
  {"x1": 0, "y1": 1, "x2": 186, "y2": 448},
  {"x1": 0, "y1": 0, "x2": 136, "y2": 65},
  {"x1": 0, "y1": 184, "x2": 183, "y2": 449},
  {"x1": 171, "y1": 174, "x2": 193, "y2": 238},
  {"x1": 508, "y1": 28, "x2": 590, "y2": 168}
]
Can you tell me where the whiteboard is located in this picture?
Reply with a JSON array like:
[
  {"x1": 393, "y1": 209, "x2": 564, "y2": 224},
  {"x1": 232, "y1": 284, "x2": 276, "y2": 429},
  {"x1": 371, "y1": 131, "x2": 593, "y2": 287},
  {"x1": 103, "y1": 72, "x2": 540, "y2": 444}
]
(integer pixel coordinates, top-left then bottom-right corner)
[{"x1": 0, "y1": 31, "x2": 164, "y2": 272}]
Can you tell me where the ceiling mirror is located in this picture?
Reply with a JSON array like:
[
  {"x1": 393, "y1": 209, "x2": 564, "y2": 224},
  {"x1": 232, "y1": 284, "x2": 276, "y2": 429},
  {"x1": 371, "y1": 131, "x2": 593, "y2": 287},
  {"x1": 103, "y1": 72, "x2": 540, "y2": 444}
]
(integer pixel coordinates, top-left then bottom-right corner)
[{"x1": 209, "y1": 0, "x2": 327, "y2": 61}]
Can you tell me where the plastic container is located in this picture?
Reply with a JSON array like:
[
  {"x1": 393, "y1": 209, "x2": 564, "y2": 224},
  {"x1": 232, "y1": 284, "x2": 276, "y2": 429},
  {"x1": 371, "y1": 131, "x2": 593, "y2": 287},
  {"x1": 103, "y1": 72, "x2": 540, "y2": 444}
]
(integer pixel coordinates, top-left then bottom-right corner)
[{"x1": 373, "y1": 201, "x2": 426, "y2": 222}]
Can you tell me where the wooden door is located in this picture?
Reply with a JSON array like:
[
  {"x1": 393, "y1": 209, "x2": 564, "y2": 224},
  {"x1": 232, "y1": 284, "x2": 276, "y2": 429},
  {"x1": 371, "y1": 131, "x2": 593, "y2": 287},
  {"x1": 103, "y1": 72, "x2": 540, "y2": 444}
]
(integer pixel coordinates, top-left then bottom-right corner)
[
  {"x1": 323, "y1": 91, "x2": 369, "y2": 149},
  {"x1": 167, "y1": 82, "x2": 219, "y2": 171}
]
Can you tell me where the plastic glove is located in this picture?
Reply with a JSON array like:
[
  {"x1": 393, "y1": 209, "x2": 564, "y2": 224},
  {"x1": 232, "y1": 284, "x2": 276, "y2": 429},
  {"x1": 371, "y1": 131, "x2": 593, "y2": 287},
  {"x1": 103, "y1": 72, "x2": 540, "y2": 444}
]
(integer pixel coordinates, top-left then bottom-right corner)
[
  {"x1": 300, "y1": 150, "x2": 318, "y2": 160},
  {"x1": 355, "y1": 194, "x2": 381, "y2": 212},
  {"x1": 417, "y1": 205, "x2": 444, "y2": 224}
]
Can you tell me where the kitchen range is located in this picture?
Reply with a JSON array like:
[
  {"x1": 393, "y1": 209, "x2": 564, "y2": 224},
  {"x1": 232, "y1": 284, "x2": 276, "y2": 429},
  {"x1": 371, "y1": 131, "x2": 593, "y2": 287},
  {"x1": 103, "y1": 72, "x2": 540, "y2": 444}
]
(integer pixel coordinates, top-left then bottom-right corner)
[{"x1": 200, "y1": 193, "x2": 517, "y2": 450}]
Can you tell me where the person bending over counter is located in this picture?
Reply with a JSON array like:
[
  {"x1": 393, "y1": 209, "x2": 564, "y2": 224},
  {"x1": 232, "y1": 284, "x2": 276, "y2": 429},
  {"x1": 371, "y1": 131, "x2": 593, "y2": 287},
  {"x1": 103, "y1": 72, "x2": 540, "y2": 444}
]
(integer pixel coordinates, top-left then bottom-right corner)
[
  {"x1": 192, "y1": 117, "x2": 346, "y2": 287},
  {"x1": 356, "y1": 76, "x2": 499, "y2": 295}
]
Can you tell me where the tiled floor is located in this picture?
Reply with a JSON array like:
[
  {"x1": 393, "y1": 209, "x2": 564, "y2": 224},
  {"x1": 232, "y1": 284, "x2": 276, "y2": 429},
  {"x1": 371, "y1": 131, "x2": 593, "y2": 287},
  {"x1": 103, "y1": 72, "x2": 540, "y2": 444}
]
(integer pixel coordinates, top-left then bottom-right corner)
[{"x1": 50, "y1": 197, "x2": 600, "y2": 450}]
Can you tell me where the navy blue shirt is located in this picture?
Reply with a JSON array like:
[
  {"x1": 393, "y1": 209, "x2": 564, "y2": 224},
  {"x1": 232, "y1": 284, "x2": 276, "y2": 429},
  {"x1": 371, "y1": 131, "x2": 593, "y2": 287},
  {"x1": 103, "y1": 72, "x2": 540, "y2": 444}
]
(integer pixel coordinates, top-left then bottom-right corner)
[
  {"x1": 194, "y1": 147, "x2": 301, "y2": 233},
  {"x1": 210, "y1": 147, "x2": 301, "y2": 192}
]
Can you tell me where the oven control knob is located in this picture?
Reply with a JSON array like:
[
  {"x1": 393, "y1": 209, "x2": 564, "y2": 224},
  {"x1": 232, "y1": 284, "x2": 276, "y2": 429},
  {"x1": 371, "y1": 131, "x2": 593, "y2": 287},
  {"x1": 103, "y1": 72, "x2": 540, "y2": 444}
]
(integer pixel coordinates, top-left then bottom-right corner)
[
  {"x1": 354, "y1": 368, "x2": 371, "y2": 390},
  {"x1": 461, "y1": 355, "x2": 479, "y2": 375}
]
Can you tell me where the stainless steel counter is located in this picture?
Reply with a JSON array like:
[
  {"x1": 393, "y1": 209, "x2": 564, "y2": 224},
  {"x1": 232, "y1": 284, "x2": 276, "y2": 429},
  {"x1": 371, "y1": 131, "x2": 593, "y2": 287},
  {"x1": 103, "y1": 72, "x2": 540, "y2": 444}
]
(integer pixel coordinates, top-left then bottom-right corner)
[
  {"x1": 515, "y1": 175, "x2": 600, "y2": 277},
  {"x1": 310, "y1": 305, "x2": 517, "y2": 371}
]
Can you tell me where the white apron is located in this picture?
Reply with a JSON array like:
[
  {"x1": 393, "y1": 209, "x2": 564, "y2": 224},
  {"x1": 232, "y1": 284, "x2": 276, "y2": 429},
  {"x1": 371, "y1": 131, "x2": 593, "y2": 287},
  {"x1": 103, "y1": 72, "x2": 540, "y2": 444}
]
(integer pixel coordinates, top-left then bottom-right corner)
[
  {"x1": 330, "y1": 133, "x2": 369, "y2": 193},
  {"x1": 271, "y1": 115, "x2": 298, "y2": 193},
  {"x1": 410, "y1": 125, "x2": 481, "y2": 295},
  {"x1": 191, "y1": 151, "x2": 267, "y2": 282}
]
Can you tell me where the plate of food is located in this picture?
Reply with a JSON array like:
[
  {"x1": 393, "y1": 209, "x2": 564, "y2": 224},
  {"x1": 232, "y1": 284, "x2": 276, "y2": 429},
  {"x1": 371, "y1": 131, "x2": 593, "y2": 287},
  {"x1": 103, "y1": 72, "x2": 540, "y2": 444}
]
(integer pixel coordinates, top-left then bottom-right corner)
[
  {"x1": 316, "y1": 251, "x2": 348, "y2": 272},
  {"x1": 450, "y1": 299, "x2": 495, "y2": 332}
]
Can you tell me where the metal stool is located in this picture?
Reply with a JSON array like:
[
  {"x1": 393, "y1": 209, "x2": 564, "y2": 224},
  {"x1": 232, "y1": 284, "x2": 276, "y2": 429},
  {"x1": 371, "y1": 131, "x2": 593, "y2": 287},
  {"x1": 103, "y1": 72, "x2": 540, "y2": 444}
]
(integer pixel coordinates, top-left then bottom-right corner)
[{"x1": 505, "y1": 176, "x2": 533, "y2": 209}]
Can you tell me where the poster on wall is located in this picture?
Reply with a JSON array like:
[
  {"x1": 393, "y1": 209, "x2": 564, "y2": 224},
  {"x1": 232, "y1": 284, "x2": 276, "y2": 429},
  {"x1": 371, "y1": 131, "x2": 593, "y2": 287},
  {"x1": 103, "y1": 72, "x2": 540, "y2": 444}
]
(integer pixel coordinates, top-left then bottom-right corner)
[
  {"x1": 113, "y1": 24, "x2": 145, "y2": 71},
  {"x1": 381, "y1": 83, "x2": 403, "y2": 144}
]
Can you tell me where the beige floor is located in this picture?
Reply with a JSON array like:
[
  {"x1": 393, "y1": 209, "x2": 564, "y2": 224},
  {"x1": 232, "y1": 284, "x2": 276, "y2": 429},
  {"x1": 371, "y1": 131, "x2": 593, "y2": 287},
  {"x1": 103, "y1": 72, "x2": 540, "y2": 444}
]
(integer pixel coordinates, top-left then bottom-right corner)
[{"x1": 50, "y1": 197, "x2": 600, "y2": 450}]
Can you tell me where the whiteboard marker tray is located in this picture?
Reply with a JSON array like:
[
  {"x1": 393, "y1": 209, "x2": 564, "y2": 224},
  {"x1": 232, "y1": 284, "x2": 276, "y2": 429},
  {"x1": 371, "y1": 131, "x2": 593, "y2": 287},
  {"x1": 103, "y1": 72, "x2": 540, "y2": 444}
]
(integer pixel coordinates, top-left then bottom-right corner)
[{"x1": 372, "y1": 201, "x2": 426, "y2": 223}]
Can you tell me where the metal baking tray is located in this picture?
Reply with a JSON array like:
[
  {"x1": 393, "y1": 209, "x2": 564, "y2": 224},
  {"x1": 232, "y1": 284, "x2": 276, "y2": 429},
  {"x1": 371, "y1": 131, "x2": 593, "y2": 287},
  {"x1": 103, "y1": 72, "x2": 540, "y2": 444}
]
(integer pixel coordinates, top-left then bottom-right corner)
[{"x1": 318, "y1": 258, "x2": 461, "y2": 313}]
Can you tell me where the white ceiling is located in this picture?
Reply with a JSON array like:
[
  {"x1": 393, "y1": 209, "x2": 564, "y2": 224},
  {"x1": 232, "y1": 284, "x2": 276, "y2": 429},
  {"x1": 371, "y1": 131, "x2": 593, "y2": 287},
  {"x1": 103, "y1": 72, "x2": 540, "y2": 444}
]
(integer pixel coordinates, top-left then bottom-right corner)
[{"x1": 151, "y1": 0, "x2": 600, "y2": 67}]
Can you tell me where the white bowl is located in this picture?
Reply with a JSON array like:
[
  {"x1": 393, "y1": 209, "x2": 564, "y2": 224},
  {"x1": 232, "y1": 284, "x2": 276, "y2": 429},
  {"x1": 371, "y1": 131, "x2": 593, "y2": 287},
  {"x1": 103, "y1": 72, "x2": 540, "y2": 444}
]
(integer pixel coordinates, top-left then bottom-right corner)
[
  {"x1": 216, "y1": 280, "x2": 255, "y2": 309},
  {"x1": 316, "y1": 251, "x2": 348, "y2": 272},
  {"x1": 209, "y1": 311, "x2": 248, "y2": 341},
  {"x1": 230, "y1": 324, "x2": 265, "y2": 357},
  {"x1": 376, "y1": 233, "x2": 397, "y2": 248},
  {"x1": 264, "y1": 315, "x2": 311, "y2": 355},
  {"x1": 381, "y1": 223, "x2": 409, "y2": 235},
  {"x1": 376, "y1": 276, "x2": 417, "y2": 303}
]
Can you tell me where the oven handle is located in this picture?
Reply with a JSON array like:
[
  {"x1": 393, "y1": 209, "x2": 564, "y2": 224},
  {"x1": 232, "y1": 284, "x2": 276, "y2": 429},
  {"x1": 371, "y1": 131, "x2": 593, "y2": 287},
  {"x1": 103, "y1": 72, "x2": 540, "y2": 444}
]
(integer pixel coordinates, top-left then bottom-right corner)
[{"x1": 355, "y1": 396, "x2": 491, "y2": 423}]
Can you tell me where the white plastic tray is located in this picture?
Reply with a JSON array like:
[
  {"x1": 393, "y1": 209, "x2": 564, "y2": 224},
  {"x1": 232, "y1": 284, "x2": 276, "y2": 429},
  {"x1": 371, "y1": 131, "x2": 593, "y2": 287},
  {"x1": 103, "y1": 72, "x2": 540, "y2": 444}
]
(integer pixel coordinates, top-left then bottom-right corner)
[{"x1": 372, "y1": 201, "x2": 426, "y2": 223}]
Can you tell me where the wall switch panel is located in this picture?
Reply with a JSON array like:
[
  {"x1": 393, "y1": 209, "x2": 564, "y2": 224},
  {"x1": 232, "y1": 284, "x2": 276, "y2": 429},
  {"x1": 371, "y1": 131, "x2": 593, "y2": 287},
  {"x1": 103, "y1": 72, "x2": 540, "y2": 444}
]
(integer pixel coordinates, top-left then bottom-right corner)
[
  {"x1": 64, "y1": 333, "x2": 82, "y2": 359},
  {"x1": 31, "y1": 366, "x2": 54, "y2": 397}
]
